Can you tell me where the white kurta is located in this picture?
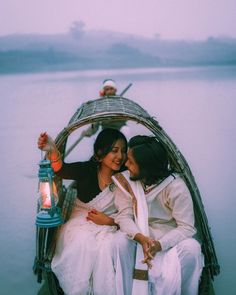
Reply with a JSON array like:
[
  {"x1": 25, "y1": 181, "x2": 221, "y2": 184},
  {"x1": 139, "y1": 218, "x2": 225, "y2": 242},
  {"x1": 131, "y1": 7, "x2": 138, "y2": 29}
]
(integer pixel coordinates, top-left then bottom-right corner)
[
  {"x1": 51, "y1": 186, "x2": 135, "y2": 295},
  {"x1": 113, "y1": 171, "x2": 204, "y2": 295}
]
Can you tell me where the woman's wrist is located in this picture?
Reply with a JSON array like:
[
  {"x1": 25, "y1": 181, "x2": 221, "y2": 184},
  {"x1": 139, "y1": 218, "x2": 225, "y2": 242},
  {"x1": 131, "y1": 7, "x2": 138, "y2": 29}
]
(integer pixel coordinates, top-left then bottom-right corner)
[
  {"x1": 106, "y1": 216, "x2": 119, "y2": 228},
  {"x1": 46, "y1": 149, "x2": 62, "y2": 172},
  {"x1": 46, "y1": 149, "x2": 60, "y2": 162},
  {"x1": 107, "y1": 216, "x2": 116, "y2": 226},
  {"x1": 49, "y1": 151, "x2": 61, "y2": 163}
]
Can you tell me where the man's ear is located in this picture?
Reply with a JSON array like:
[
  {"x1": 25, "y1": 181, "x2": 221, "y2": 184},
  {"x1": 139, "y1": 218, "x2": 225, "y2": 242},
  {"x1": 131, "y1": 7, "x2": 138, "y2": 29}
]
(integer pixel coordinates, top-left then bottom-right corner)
[{"x1": 99, "y1": 90, "x2": 105, "y2": 97}]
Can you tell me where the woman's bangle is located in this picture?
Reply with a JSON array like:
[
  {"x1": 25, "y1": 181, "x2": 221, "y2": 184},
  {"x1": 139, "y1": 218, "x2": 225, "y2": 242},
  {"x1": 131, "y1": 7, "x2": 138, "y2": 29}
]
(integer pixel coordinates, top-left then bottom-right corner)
[
  {"x1": 47, "y1": 151, "x2": 61, "y2": 163},
  {"x1": 51, "y1": 153, "x2": 61, "y2": 163}
]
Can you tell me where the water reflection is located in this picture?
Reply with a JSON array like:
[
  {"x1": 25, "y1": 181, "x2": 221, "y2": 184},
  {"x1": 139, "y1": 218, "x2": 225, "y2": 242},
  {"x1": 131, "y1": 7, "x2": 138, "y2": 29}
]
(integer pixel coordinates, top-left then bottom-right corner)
[{"x1": 0, "y1": 66, "x2": 236, "y2": 294}]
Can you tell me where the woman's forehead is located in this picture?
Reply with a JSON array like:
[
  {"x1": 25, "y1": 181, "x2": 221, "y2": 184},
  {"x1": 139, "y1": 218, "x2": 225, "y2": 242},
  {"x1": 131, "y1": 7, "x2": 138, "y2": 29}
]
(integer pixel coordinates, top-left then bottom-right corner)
[{"x1": 113, "y1": 138, "x2": 126, "y2": 147}]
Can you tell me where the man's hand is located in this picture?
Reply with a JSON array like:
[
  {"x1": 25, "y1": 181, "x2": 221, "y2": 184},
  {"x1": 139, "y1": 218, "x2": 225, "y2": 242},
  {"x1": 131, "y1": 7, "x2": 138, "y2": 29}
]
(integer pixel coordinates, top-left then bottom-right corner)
[
  {"x1": 81, "y1": 124, "x2": 99, "y2": 137},
  {"x1": 142, "y1": 240, "x2": 162, "y2": 267},
  {"x1": 134, "y1": 233, "x2": 156, "y2": 268},
  {"x1": 87, "y1": 209, "x2": 115, "y2": 226},
  {"x1": 150, "y1": 240, "x2": 162, "y2": 257}
]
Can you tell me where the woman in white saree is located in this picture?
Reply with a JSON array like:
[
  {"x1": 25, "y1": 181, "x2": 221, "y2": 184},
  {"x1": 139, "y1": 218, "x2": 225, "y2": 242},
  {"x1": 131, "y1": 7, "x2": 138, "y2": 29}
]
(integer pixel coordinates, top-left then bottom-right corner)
[{"x1": 38, "y1": 129, "x2": 136, "y2": 295}]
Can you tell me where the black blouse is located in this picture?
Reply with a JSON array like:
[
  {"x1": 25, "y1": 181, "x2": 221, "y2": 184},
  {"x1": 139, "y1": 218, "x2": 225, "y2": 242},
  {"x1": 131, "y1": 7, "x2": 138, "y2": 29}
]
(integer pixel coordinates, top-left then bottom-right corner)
[{"x1": 56, "y1": 160, "x2": 101, "y2": 203}]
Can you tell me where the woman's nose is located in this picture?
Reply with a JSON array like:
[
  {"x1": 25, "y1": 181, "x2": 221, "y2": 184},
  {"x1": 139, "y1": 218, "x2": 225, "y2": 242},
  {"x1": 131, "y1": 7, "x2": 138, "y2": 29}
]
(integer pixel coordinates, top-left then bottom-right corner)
[
  {"x1": 118, "y1": 152, "x2": 124, "y2": 160},
  {"x1": 115, "y1": 150, "x2": 122, "y2": 159}
]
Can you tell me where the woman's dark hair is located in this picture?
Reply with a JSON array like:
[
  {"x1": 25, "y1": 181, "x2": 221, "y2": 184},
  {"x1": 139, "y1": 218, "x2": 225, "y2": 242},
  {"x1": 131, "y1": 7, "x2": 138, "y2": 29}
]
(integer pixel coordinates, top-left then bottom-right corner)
[
  {"x1": 93, "y1": 128, "x2": 127, "y2": 161},
  {"x1": 129, "y1": 135, "x2": 171, "y2": 185}
]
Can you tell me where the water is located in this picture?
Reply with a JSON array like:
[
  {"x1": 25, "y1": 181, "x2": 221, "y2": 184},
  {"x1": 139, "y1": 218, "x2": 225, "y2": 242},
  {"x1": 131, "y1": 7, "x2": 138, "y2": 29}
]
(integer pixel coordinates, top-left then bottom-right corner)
[{"x1": 0, "y1": 66, "x2": 235, "y2": 294}]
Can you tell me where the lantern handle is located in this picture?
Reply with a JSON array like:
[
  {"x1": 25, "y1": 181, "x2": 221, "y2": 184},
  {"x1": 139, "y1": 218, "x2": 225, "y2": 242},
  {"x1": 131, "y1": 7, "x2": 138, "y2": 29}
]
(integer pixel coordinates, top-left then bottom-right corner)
[{"x1": 41, "y1": 149, "x2": 48, "y2": 160}]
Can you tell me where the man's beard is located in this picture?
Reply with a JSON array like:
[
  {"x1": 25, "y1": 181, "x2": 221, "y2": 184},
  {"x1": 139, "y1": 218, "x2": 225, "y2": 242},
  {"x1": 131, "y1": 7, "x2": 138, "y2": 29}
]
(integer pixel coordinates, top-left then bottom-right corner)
[{"x1": 129, "y1": 174, "x2": 142, "y2": 181}]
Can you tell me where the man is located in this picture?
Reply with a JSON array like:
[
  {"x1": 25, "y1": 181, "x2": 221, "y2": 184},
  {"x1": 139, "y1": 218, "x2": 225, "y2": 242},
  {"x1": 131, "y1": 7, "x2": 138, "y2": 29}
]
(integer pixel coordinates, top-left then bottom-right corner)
[
  {"x1": 113, "y1": 136, "x2": 204, "y2": 295},
  {"x1": 81, "y1": 79, "x2": 126, "y2": 137},
  {"x1": 99, "y1": 79, "x2": 117, "y2": 97}
]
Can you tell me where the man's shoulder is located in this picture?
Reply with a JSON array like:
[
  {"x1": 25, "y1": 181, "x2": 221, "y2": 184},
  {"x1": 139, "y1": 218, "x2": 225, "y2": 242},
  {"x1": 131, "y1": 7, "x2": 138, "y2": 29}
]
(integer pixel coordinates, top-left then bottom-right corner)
[
  {"x1": 113, "y1": 170, "x2": 130, "y2": 184},
  {"x1": 165, "y1": 174, "x2": 190, "y2": 196},
  {"x1": 112, "y1": 170, "x2": 140, "y2": 198},
  {"x1": 169, "y1": 174, "x2": 186, "y2": 186},
  {"x1": 164, "y1": 174, "x2": 181, "y2": 186}
]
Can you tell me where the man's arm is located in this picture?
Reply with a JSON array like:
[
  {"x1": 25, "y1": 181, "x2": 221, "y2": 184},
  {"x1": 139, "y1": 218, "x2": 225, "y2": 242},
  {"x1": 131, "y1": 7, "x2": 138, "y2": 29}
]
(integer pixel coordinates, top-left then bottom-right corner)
[
  {"x1": 114, "y1": 187, "x2": 140, "y2": 239},
  {"x1": 158, "y1": 178, "x2": 196, "y2": 251},
  {"x1": 81, "y1": 123, "x2": 100, "y2": 137}
]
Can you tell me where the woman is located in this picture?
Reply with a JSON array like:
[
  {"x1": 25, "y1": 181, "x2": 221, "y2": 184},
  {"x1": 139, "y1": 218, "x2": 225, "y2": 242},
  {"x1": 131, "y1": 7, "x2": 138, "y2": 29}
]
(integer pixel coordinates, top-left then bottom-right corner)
[{"x1": 38, "y1": 128, "x2": 135, "y2": 295}]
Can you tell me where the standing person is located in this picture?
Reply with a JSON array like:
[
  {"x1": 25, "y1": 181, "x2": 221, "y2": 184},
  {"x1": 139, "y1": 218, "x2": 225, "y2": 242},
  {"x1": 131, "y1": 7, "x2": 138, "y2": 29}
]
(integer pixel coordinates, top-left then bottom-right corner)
[
  {"x1": 112, "y1": 136, "x2": 204, "y2": 295},
  {"x1": 99, "y1": 79, "x2": 117, "y2": 97},
  {"x1": 37, "y1": 128, "x2": 135, "y2": 295},
  {"x1": 81, "y1": 79, "x2": 124, "y2": 139}
]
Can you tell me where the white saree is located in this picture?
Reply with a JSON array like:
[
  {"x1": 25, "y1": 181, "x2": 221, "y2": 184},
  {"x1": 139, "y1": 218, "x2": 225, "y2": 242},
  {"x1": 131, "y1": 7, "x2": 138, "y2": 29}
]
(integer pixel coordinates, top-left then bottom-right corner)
[{"x1": 51, "y1": 186, "x2": 135, "y2": 295}]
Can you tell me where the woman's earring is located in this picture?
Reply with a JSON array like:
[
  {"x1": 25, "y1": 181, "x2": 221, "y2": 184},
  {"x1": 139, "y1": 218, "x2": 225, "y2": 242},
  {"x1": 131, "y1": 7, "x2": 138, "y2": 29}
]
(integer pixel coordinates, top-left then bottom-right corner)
[{"x1": 92, "y1": 155, "x2": 99, "y2": 163}]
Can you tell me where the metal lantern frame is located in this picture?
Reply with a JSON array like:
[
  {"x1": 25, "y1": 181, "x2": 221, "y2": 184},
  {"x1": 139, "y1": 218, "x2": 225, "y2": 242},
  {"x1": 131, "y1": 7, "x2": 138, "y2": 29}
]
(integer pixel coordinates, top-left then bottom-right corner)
[{"x1": 36, "y1": 159, "x2": 63, "y2": 228}]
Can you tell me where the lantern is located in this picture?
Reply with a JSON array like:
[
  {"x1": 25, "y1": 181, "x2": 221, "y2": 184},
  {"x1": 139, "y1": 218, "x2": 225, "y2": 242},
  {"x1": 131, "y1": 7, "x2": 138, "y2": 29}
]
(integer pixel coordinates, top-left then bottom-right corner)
[{"x1": 35, "y1": 159, "x2": 63, "y2": 228}]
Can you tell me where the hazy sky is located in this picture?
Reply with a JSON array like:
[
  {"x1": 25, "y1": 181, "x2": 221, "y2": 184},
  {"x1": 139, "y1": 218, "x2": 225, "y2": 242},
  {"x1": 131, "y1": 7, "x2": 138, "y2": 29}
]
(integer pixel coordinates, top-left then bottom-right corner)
[{"x1": 0, "y1": 0, "x2": 236, "y2": 39}]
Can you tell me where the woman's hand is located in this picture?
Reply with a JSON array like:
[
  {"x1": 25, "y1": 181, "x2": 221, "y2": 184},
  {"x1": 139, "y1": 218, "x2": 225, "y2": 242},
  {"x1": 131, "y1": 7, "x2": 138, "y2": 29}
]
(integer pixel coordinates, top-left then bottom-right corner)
[
  {"x1": 87, "y1": 209, "x2": 115, "y2": 226},
  {"x1": 37, "y1": 132, "x2": 62, "y2": 171},
  {"x1": 38, "y1": 132, "x2": 56, "y2": 152}
]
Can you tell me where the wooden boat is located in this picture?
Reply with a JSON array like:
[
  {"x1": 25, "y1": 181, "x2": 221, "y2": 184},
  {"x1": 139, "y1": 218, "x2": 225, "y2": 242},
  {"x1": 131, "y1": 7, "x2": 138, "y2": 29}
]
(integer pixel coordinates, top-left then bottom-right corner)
[{"x1": 34, "y1": 96, "x2": 220, "y2": 295}]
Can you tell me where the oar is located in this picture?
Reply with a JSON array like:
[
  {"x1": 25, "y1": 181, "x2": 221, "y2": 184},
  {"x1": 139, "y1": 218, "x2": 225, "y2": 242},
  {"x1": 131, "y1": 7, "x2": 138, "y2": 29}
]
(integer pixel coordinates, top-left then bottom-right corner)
[
  {"x1": 119, "y1": 83, "x2": 133, "y2": 96},
  {"x1": 64, "y1": 134, "x2": 84, "y2": 158}
]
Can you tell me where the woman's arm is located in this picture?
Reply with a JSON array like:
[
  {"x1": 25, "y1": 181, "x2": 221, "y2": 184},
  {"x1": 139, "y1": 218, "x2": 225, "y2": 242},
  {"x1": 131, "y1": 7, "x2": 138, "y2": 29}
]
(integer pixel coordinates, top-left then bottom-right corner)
[{"x1": 87, "y1": 209, "x2": 117, "y2": 226}]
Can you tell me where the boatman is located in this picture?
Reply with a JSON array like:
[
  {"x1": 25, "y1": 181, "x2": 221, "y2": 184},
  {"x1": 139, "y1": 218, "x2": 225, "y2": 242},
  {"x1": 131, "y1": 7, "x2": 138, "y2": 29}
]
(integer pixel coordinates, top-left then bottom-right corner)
[
  {"x1": 99, "y1": 79, "x2": 117, "y2": 97},
  {"x1": 81, "y1": 79, "x2": 126, "y2": 137},
  {"x1": 65, "y1": 79, "x2": 130, "y2": 159},
  {"x1": 112, "y1": 135, "x2": 204, "y2": 295}
]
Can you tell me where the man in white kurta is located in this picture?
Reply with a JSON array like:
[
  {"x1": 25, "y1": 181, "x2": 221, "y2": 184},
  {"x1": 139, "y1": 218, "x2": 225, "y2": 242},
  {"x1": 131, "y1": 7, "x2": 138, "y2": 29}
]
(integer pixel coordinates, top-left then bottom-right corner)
[{"x1": 112, "y1": 136, "x2": 204, "y2": 295}]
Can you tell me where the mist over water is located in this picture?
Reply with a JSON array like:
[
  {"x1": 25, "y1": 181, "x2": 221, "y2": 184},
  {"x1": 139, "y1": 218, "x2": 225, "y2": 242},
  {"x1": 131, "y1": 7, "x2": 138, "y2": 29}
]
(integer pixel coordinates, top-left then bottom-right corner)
[{"x1": 0, "y1": 66, "x2": 235, "y2": 294}]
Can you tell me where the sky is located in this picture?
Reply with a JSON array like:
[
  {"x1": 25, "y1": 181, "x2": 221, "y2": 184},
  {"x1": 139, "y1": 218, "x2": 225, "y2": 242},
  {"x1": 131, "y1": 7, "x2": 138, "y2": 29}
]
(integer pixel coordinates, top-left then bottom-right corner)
[{"x1": 0, "y1": 0, "x2": 236, "y2": 40}]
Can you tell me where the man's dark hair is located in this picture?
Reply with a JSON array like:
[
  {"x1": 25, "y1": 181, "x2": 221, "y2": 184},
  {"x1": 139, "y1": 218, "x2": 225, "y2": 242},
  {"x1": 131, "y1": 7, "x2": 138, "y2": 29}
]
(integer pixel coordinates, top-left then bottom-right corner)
[{"x1": 129, "y1": 135, "x2": 171, "y2": 185}]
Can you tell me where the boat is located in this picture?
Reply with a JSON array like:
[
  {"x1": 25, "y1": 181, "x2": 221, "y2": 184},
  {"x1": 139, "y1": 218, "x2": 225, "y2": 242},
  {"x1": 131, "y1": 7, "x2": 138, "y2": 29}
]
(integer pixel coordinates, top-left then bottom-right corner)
[{"x1": 34, "y1": 96, "x2": 220, "y2": 295}]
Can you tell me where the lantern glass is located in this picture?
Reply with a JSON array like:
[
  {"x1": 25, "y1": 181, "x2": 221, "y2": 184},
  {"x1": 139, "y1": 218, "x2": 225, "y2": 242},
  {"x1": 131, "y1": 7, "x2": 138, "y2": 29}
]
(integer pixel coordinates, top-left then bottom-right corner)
[{"x1": 39, "y1": 181, "x2": 58, "y2": 209}]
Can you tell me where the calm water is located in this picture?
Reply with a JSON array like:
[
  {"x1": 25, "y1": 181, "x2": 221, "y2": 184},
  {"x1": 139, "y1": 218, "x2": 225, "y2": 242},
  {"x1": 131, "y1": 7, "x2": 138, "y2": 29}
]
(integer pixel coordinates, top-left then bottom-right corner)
[{"x1": 0, "y1": 66, "x2": 236, "y2": 294}]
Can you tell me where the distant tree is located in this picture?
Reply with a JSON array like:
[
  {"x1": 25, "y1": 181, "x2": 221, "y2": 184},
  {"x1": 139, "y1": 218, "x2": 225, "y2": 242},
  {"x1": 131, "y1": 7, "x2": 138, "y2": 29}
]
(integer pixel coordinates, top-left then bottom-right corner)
[
  {"x1": 154, "y1": 33, "x2": 161, "y2": 40},
  {"x1": 70, "y1": 21, "x2": 85, "y2": 39},
  {"x1": 207, "y1": 36, "x2": 215, "y2": 43},
  {"x1": 107, "y1": 43, "x2": 141, "y2": 56}
]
